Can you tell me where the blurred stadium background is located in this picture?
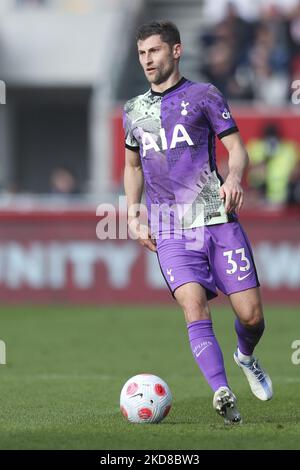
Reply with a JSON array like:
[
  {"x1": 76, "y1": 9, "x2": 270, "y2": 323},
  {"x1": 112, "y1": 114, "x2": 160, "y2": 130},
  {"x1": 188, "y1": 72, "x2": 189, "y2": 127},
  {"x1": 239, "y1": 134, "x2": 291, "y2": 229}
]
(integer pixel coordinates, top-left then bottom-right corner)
[
  {"x1": 0, "y1": 0, "x2": 299, "y2": 450},
  {"x1": 0, "y1": 0, "x2": 299, "y2": 305}
]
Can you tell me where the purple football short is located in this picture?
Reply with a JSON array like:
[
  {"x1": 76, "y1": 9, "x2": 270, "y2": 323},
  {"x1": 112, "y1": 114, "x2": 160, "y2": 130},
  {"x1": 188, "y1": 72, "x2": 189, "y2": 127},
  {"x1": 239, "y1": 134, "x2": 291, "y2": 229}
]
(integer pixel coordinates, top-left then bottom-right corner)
[{"x1": 156, "y1": 221, "x2": 260, "y2": 300}]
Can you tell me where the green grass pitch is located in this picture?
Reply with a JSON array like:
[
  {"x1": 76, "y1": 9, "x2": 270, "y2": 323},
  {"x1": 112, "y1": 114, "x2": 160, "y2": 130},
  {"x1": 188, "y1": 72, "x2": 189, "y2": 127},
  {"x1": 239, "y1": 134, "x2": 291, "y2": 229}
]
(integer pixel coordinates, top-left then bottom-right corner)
[{"x1": 0, "y1": 304, "x2": 299, "y2": 450}]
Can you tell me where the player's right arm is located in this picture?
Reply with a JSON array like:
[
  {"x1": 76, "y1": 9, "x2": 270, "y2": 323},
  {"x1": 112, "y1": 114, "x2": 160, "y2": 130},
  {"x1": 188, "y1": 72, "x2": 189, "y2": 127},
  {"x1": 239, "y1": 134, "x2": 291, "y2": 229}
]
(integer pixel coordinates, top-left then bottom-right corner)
[
  {"x1": 124, "y1": 147, "x2": 144, "y2": 219},
  {"x1": 124, "y1": 148, "x2": 157, "y2": 252}
]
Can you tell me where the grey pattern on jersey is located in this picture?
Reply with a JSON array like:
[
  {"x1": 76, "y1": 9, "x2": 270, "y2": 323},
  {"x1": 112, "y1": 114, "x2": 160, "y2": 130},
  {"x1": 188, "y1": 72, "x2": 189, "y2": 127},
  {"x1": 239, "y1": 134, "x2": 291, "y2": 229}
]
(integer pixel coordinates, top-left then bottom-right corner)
[
  {"x1": 123, "y1": 79, "x2": 238, "y2": 233},
  {"x1": 124, "y1": 90, "x2": 161, "y2": 149}
]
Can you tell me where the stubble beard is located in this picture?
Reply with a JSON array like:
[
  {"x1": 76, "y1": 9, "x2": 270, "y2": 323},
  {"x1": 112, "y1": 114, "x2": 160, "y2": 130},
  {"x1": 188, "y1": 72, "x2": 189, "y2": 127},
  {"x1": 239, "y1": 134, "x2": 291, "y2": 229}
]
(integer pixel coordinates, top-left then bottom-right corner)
[{"x1": 147, "y1": 62, "x2": 174, "y2": 86}]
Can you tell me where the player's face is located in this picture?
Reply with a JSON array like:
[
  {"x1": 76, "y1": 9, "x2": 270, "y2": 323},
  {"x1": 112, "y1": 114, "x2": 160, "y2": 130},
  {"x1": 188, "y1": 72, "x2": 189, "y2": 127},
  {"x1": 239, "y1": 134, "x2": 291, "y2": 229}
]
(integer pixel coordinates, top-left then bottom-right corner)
[{"x1": 137, "y1": 35, "x2": 181, "y2": 85}]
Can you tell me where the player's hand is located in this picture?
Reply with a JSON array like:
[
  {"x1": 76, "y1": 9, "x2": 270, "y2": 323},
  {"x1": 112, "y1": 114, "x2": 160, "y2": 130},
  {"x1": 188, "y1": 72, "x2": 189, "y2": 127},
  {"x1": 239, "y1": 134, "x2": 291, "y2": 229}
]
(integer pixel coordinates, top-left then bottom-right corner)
[
  {"x1": 128, "y1": 217, "x2": 157, "y2": 252},
  {"x1": 219, "y1": 174, "x2": 244, "y2": 213}
]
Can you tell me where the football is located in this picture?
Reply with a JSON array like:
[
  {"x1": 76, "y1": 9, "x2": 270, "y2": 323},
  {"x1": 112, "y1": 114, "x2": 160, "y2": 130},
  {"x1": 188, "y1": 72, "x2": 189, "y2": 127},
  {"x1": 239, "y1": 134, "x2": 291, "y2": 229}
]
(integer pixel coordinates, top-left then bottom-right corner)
[{"x1": 120, "y1": 374, "x2": 172, "y2": 423}]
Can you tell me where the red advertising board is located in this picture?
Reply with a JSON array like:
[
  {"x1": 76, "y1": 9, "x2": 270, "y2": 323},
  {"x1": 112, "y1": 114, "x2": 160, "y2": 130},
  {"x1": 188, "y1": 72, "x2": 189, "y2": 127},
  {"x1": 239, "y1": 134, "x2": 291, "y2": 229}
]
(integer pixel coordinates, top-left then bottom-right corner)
[{"x1": 0, "y1": 209, "x2": 299, "y2": 305}]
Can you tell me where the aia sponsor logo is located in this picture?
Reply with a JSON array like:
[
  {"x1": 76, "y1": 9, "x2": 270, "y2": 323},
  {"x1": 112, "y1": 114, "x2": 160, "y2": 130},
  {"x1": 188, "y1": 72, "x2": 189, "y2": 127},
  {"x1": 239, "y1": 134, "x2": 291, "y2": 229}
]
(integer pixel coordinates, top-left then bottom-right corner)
[{"x1": 142, "y1": 124, "x2": 194, "y2": 157}]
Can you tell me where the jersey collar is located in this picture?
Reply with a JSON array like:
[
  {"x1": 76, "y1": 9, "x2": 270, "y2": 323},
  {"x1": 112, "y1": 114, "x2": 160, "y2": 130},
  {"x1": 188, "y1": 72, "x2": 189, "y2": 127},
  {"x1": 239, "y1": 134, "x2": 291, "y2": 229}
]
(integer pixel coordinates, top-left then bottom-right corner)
[{"x1": 150, "y1": 77, "x2": 187, "y2": 96}]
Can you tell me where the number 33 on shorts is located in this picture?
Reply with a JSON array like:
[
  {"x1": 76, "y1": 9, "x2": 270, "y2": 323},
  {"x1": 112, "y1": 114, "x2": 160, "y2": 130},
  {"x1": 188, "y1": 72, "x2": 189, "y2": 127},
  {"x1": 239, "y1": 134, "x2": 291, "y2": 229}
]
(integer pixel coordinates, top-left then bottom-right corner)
[{"x1": 223, "y1": 248, "x2": 252, "y2": 281}]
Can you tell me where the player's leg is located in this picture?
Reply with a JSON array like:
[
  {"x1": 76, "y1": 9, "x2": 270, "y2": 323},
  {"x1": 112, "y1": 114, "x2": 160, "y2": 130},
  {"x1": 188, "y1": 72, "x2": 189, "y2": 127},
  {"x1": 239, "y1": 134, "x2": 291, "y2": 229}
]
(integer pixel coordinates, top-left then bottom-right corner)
[
  {"x1": 230, "y1": 286, "x2": 264, "y2": 358},
  {"x1": 230, "y1": 287, "x2": 273, "y2": 400},
  {"x1": 174, "y1": 282, "x2": 241, "y2": 424},
  {"x1": 207, "y1": 221, "x2": 272, "y2": 400},
  {"x1": 174, "y1": 281, "x2": 229, "y2": 392},
  {"x1": 156, "y1": 233, "x2": 241, "y2": 423}
]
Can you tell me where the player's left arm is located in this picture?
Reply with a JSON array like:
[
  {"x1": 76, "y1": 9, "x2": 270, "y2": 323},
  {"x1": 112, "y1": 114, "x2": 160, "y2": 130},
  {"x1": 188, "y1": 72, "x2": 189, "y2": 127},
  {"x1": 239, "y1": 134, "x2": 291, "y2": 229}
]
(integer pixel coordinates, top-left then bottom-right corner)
[{"x1": 220, "y1": 132, "x2": 249, "y2": 213}]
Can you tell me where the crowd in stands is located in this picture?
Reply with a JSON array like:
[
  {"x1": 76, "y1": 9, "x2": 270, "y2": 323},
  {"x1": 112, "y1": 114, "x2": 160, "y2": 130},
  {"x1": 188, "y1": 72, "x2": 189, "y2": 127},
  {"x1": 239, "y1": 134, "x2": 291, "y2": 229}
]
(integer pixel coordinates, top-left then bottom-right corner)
[
  {"x1": 200, "y1": 1, "x2": 300, "y2": 207},
  {"x1": 200, "y1": 0, "x2": 300, "y2": 104}
]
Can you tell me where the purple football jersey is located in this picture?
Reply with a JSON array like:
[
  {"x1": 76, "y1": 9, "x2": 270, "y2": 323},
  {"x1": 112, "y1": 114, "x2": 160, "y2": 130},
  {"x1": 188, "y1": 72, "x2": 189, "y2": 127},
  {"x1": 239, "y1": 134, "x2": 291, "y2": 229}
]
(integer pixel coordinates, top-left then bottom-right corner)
[{"x1": 123, "y1": 78, "x2": 239, "y2": 236}]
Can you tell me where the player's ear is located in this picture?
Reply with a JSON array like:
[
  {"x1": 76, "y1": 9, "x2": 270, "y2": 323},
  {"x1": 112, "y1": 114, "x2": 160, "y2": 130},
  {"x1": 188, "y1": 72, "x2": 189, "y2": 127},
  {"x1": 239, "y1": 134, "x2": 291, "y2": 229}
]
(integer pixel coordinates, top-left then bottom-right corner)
[{"x1": 173, "y1": 43, "x2": 182, "y2": 60}]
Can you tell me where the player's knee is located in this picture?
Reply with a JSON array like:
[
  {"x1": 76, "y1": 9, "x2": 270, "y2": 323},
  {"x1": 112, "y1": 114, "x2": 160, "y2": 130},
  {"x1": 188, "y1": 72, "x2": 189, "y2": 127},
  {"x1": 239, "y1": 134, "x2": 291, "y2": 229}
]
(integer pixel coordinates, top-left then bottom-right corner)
[
  {"x1": 240, "y1": 303, "x2": 264, "y2": 328},
  {"x1": 180, "y1": 298, "x2": 210, "y2": 323}
]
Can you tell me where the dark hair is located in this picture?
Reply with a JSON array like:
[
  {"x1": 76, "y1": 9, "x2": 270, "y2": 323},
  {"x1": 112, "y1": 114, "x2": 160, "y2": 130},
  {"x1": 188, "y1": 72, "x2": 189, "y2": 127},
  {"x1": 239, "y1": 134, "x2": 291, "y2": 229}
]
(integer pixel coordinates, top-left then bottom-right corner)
[{"x1": 136, "y1": 21, "x2": 181, "y2": 47}]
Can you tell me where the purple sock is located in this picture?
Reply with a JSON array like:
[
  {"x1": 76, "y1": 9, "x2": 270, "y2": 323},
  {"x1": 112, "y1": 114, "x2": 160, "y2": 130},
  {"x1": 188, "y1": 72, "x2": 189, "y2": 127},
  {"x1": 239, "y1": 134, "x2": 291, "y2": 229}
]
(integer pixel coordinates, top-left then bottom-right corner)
[
  {"x1": 187, "y1": 319, "x2": 228, "y2": 392},
  {"x1": 234, "y1": 318, "x2": 265, "y2": 356}
]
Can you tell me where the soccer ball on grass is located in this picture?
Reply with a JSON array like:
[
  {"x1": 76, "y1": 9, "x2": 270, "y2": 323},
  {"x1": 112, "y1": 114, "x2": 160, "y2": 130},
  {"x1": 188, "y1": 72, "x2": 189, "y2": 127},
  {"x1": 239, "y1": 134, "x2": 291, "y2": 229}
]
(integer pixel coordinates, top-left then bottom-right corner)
[{"x1": 120, "y1": 374, "x2": 172, "y2": 423}]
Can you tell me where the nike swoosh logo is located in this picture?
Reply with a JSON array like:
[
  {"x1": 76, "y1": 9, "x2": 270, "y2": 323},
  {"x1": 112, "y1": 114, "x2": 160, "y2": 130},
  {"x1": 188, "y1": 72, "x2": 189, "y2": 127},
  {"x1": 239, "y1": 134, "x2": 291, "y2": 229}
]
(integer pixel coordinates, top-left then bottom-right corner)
[
  {"x1": 238, "y1": 272, "x2": 252, "y2": 281},
  {"x1": 195, "y1": 344, "x2": 212, "y2": 357}
]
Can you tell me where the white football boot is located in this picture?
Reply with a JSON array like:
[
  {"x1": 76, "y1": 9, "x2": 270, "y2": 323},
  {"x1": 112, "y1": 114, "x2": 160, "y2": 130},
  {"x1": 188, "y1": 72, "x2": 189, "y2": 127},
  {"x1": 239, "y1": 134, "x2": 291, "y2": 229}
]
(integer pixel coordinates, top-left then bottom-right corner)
[
  {"x1": 213, "y1": 386, "x2": 242, "y2": 425},
  {"x1": 234, "y1": 349, "x2": 273, "y2": 401}
]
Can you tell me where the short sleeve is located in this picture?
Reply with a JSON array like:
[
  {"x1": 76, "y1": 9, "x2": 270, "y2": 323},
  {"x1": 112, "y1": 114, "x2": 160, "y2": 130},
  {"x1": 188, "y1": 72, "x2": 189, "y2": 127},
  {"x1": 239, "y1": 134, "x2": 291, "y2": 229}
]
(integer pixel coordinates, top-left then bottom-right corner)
[
  {"x1": 203, "y1": 84, "x2": 239, "y2": 140},
  {"x1": 123, "y1": 106, "x2": 140, "y2": 152}
]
